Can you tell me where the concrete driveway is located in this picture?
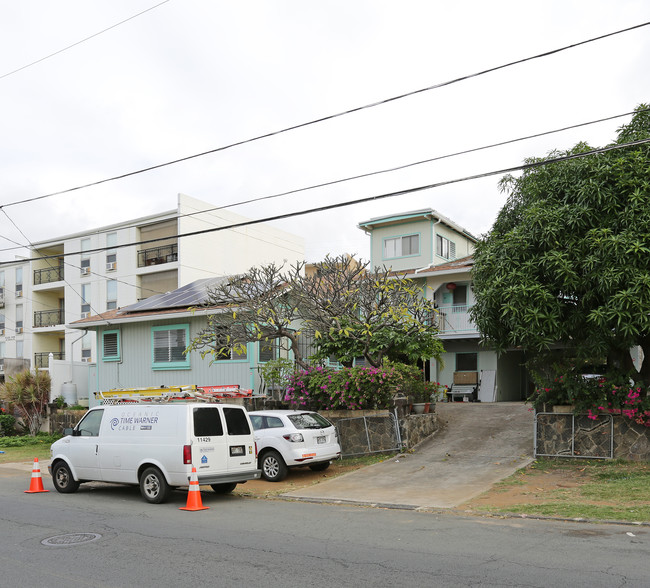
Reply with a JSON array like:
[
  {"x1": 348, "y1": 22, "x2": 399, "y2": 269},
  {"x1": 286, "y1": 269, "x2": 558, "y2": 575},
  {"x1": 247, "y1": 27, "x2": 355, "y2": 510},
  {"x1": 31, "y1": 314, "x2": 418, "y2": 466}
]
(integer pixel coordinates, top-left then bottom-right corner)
[{"x1": 284, "y1": 402, "x2": 535, "y2": 509}]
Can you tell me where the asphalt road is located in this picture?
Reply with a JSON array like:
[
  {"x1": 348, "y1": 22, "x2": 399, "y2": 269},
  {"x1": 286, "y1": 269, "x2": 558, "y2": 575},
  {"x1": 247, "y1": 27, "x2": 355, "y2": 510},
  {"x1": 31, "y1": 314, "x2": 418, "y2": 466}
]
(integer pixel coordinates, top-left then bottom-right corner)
[{"x1": 2, "y1": 462, "x2": 649, "y2": 587}]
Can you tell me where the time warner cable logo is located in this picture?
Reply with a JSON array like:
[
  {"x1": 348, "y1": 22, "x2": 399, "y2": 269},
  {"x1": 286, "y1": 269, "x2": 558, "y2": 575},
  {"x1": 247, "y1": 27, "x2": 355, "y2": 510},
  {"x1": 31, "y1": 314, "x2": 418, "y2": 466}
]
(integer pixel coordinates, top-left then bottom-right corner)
[{"x1": 110, "y1": 418, "x2": 119, "y2": 430}]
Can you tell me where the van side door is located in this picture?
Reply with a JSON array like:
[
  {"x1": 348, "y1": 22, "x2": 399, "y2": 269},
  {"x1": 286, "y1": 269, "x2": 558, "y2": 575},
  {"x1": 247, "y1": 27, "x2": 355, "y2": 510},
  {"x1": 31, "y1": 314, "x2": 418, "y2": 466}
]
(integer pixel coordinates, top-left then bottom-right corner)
[
  {"x1": 68, "y1": 409, "x2": 104, "y2": 481},
  {"x1": 192, "y1": 406, "x2": 228, "y2": 475},
  {"x1": 222, "y1": 406, "x2": 256, "y2": 474}
]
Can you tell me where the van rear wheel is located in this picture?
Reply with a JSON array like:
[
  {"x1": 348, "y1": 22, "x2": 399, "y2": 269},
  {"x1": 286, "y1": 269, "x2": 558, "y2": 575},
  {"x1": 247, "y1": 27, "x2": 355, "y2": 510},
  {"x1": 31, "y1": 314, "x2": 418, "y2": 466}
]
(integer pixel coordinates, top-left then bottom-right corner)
[
  {"x1": 140, "y1": 466, "x2": 171, "y2": 504},
  {"x1": 211, "y1": 482, "x2": 237, "y2": 493}
]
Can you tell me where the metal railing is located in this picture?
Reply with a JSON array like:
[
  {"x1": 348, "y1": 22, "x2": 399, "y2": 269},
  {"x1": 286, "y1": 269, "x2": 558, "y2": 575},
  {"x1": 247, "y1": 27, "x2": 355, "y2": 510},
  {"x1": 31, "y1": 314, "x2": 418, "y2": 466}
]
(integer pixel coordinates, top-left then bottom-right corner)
[
  {"x1": 34, "y1": 352, "x2": 65, "y2": 368},
  {"x1": 137, "y1": 244, "x2": 178, "y2": 268},
  {"x1": 34, "y1": 266, "x2": 64, "y2": 285},
  {"x1": 436, "y1": 304, "x2": 478, "y2": 335},
  {"x1": 33, "y1": 309, "x2": 65, "y2": 328}
]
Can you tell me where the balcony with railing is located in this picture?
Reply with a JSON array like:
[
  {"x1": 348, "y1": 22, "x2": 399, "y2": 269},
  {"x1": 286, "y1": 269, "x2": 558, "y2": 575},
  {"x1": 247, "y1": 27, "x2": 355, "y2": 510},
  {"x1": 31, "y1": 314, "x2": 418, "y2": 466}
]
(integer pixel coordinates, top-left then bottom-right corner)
[
  {"x1": 34, "y1": 309, "x2": 65, "y2": 328},
  {"x1": 137, "y1": 244, "x2": 178, "y2": 268},
  {"x1": 34, "y1": 266, "x2": 64, "y2": 285},
  {"x1": 436, "y1": 304, "x2": 479, "y2": 338},
  {"x1": 34, "y1": 351, "x2": 64, "y2": 369}
]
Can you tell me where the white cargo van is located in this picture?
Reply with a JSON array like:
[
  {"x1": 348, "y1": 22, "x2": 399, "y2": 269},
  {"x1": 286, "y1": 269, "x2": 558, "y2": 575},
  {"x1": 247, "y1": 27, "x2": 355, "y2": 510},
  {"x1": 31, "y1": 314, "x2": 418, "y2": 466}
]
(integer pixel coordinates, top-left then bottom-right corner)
[{"x1": 49, "y1": 402, "x2": 261, "y2": 503}]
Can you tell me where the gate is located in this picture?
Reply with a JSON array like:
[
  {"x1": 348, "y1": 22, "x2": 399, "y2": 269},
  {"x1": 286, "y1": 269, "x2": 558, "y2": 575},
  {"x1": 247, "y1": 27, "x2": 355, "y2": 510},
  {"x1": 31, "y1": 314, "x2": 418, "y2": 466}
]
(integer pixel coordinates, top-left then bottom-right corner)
[
  {"x1": 334, "y1": 413, "x2": 402, "y2": 457},
  {"x1": 534, "y1": 412, "x2": 614, "y2": 459}
]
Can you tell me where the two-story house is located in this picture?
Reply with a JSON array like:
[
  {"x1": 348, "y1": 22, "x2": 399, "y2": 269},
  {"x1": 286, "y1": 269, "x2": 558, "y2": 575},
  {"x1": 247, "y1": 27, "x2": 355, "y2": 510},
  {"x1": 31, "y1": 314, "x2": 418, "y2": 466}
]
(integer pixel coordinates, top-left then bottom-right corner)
[{"x1": 358, "y1": 208, "x2": 528, "y2": 402}]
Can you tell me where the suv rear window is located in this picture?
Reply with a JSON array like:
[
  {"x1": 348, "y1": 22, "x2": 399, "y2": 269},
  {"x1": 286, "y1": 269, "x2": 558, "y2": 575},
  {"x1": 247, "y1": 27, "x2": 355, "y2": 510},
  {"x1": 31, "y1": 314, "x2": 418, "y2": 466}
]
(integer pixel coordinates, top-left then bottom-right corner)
[
  {"x1": 224, "y1": 407, "x2": 251, "y2": 436},
  {"x1": 193, "y1": 407, "x2": 223, "y2": 437},
  {"x1": 287, "y1": 413, "x2": 332, "y2": 429}
]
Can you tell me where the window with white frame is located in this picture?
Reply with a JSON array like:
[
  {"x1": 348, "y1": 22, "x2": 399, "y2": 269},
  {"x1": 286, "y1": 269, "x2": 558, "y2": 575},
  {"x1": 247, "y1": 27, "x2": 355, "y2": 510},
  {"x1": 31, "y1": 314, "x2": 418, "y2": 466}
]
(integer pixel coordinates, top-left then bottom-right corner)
[
  {"x1": 383, "y1": 234, "x2": 420, "y2": 259},
  {"x1": 80, "y1": 238, "x2": 91, "y2": 273},
  {"x1": 81, "y1": 332, "x2": 92, "y2": 362},
  {"x1": 81, "y1": 284, "x2": 91, "y2": 316},
  {"x1": 436, "y1": 235, "x2": 456, "y2": 260},
  {"x1": 152, "y1": 324, "x2": 190, "y2": 369},
  {"x1": 15, "y1": 267, "x2": 23, "y2": 297},
  {"x1": 106, "y1": 232, "x2": 117, "y2": 268},
  {"x1": 106, "y1": 280, "x2": 117, "y2": 310},
  {"x1": 16, "y1": 305, "x2": 23, "y2": 333},
  {"x1": 16, "y1": 340, "x2": 23, "y2": 358}
]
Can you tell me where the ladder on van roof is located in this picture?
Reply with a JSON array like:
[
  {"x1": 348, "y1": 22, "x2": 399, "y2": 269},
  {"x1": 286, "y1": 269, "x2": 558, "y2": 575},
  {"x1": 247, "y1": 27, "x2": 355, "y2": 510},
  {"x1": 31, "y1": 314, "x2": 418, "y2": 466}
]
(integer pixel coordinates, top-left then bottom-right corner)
[{"x1": 94, "y1": 384, "x2": 255, "y2": 405}]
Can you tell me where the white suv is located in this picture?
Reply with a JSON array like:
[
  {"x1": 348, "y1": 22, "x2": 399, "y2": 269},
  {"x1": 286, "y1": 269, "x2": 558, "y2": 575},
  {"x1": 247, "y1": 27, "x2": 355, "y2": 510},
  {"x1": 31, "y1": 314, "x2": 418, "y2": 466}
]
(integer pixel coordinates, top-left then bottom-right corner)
[{"x1": 248, "y1": 410, "x2": 341, "y2": 482}]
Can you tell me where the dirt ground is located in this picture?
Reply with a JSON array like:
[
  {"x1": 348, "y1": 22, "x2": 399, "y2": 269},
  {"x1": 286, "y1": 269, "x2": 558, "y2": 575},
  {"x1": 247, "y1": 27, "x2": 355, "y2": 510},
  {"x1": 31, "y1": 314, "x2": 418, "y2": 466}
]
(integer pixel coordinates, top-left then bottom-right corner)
[
  {"x1": 231, "y1": 456, "x2": 585, "y2": 508},
  {"x1": 232, "y1": 460, "x2": 363, "y2": 499}
]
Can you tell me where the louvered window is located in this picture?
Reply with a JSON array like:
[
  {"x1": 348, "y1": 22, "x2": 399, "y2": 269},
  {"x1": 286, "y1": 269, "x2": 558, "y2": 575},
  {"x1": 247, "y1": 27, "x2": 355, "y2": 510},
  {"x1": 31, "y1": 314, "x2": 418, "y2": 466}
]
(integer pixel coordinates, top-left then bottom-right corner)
[{"x1": 102, "y1": 330, "x2": 120, "y2": 361}]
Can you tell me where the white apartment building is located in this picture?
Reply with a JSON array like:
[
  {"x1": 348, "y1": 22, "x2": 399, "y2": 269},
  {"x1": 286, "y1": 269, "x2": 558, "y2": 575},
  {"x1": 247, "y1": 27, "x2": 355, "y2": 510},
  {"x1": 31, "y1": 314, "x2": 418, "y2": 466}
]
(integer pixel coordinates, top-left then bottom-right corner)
[{"x1": 0, "y1": 193, "x2": 304, "y2": 381}]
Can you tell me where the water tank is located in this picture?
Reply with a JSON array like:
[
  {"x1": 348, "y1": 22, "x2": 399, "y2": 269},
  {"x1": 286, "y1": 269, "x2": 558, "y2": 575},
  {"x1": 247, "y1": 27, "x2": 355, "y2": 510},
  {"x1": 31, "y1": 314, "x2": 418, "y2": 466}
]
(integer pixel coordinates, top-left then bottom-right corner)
[{"x1": 61, "y1": 382, "x2": 78, "y2": 406}]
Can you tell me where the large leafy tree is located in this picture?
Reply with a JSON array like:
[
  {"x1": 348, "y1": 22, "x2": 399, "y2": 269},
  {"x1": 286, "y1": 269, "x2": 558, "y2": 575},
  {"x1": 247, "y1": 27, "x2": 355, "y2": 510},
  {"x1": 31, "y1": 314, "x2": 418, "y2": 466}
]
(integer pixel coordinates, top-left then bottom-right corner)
[
  {"x1": 471, "y1": 105, "x2": 650, "y2": 384},
  {"x1": 188, "y1": 254, "x2": 443, "y2": 369}
]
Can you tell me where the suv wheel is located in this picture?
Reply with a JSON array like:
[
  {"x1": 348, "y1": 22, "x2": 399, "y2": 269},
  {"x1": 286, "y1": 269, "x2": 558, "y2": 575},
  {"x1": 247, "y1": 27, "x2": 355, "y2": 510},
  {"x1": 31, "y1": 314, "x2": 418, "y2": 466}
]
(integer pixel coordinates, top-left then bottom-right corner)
[{"x1": 260, "y1": 450, "x2": 288, "y2": 482}]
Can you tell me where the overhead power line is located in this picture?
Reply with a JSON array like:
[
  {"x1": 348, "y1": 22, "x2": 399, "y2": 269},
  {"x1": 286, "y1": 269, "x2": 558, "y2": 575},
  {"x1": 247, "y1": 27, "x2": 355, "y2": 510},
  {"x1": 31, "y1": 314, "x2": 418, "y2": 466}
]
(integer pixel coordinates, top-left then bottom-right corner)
[
  {"x1": 4, "y1": 136, "x2": 648, "y2": 268},
  {"x1": 0, "y1": 20, "x2": 648, "y2": 211},
  {"x1": 0, "y1": 106, "x2": 645, "y2": 257},
  {"x1": 0, "y1": 1, "x2": 171, "y2": 81}
]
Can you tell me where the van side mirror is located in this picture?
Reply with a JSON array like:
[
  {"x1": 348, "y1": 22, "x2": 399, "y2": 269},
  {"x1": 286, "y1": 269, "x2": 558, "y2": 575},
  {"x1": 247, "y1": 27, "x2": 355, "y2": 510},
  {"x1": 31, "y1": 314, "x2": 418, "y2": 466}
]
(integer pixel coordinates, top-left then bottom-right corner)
[{"x1": 63, "y1": 428, "x2": 73, "y2": 436}]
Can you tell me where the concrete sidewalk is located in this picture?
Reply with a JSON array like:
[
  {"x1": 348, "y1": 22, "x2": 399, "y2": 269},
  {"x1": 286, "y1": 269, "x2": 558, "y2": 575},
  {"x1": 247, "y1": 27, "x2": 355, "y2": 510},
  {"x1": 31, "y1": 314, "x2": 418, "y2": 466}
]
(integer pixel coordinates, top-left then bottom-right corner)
[{"x1": 284, "y1": 402, "x2": 534, "y2": 509}]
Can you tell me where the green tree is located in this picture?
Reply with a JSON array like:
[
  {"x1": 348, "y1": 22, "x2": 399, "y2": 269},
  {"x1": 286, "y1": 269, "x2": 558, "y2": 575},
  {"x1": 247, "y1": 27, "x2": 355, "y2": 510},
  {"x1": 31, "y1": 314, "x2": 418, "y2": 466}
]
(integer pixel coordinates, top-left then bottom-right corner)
[
  {"x1": 471, "y1": 104, "x2": 650, "y2": 384},
  {"x1": 0, "y1": 369, "x2": 51, "y2": 436},
  {"x1": 188, "y1": 254, "x2": 443, "y2": 369}
]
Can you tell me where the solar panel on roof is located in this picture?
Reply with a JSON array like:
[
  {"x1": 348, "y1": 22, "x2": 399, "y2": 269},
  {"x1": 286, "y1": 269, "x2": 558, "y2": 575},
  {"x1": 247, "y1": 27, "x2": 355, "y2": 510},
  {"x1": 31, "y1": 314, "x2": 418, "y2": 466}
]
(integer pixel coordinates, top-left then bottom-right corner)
[{"x1": 122, "y1": 276, "x2": 231, "y2": 313}]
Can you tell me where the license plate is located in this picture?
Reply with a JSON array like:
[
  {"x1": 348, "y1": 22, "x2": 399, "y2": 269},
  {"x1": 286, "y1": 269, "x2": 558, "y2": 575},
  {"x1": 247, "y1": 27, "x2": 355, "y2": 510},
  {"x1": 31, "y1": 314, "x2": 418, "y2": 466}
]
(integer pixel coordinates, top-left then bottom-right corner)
[{"x1": 317, "y1": 436, "x2": 326, "y2": 444}]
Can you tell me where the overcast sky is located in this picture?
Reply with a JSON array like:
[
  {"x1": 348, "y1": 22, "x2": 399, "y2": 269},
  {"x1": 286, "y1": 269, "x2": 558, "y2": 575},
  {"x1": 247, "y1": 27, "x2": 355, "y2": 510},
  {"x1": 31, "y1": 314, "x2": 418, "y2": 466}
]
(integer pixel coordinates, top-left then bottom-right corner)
[{"x1": 1, "y1": 1, "x2": 649, "y2": 265}]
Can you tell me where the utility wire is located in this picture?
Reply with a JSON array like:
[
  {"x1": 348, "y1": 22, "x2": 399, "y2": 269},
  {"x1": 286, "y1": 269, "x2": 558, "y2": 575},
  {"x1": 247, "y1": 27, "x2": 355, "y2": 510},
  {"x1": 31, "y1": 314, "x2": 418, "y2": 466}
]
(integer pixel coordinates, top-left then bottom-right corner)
[
  {"x1": 0, "y1": 20, "x2": 648, "y2": 211},
  {"x1": 0, "y1": 1, "x2": 171, "y2": 81},
  {"x1": 0, "y1": 106, "x2": 644, "y2": 255},
  {"x1": 4, "y1": 136, "x2": 648, "y2": 267}
]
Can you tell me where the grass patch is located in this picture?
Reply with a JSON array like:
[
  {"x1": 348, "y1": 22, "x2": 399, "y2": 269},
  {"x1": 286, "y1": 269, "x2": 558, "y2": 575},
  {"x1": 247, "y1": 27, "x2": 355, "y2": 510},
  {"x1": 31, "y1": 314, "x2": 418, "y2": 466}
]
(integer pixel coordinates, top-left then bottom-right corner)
[
  {"x1": 338, "y1": 452, "x2": 397, "y2": 468},
  {"x1": 477, "y1": 502, "x2": 650, "y2": 523},
  {"x1": 0, "y1": 434, "x2": 61, "y2": 464},
  {"x1": 470, "y1": 458, "x2": 650, "y2": 522}
]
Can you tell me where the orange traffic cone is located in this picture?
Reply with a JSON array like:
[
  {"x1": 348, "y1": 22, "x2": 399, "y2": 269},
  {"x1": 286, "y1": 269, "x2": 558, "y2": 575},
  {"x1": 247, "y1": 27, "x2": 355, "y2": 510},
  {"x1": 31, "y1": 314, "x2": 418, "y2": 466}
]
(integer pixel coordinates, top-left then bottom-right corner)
[
  {"x1": 179, "y1": 467, "x2": 209, "y2": 511},
  {"x1": 25, "y1": 458, "x2": 49, "y2": 494}
]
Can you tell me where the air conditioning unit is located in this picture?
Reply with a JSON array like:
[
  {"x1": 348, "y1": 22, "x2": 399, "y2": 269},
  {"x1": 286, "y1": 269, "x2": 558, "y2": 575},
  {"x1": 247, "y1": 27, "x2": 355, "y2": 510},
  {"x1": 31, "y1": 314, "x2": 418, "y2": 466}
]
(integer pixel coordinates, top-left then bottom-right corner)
[
  {"x1": 81, "y1": 312, "x2": 89, "y2": 319},
  {"x1": 16, "y1": 327, "x2": 23, "y2": 334},
  {"x1": 81, "y1": 357, "x2": 91, "y2": 363},
  {"x1": 0, "y1": 328, "x2": 4, "y2": 336},
  {"x1": 15, "y1": 290, "x2": 23, "y2": 298},
  {"x1": 80, "y1": 267, "x2": 90, "y2": 276},
  {"x1": 106, "y1": 262, "x2": 116, "y2": 271}
]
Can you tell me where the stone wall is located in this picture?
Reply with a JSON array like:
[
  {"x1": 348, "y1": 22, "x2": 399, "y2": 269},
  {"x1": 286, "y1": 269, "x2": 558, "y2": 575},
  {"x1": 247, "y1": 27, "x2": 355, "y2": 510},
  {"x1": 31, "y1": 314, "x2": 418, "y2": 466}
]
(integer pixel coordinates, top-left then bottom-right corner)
[{"x1": 536, "y1": 412, "x2": 650, "y2": 460}]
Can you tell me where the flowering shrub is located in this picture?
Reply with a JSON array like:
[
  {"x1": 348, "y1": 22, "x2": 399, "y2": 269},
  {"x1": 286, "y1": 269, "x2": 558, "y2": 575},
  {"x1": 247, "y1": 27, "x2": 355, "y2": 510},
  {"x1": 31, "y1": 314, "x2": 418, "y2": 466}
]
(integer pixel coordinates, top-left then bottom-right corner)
[
  {"x1": 531, "y1": 372, "x2": 650, "y2": 426},
  {"x1": 284, "y1": 361, "x2": 439, "y2": 411}
]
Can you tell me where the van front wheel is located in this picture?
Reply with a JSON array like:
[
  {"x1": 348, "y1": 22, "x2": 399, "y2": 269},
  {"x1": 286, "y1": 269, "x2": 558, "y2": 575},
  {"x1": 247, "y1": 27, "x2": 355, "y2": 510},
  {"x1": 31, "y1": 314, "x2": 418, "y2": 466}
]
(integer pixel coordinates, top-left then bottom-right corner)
[
  {"x1": 52, "y1": 462, "x2": 80, "y2": 493},
  {"x1": 140, "y1": 467, "x2": 171, "y2": 504}
]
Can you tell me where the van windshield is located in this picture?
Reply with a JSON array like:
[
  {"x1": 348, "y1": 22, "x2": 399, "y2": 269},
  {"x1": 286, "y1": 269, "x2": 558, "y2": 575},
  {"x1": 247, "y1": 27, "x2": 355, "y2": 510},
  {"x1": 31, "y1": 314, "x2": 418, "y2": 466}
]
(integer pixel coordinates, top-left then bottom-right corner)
[{"x1": 193, "y1": 407, "x2": 223, "y2": 437}]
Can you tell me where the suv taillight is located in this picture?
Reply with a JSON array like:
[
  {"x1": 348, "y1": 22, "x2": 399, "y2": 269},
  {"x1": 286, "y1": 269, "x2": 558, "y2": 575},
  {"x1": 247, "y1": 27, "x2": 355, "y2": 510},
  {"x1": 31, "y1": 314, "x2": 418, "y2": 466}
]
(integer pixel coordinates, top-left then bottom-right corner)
[
  {"x1": 183, "y1": 445, "x2": 192, "y2": 464},
  {"x1": 283, "y1": 433, "x2": 304, "y2": 442}
]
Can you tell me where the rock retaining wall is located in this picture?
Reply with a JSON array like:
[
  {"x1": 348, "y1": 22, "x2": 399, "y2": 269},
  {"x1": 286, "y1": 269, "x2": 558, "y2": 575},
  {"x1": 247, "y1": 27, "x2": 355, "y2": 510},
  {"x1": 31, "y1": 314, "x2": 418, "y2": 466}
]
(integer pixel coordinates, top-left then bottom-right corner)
[{"x1": 536, "y1": 412, "x2": 650, "y2": 460}]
